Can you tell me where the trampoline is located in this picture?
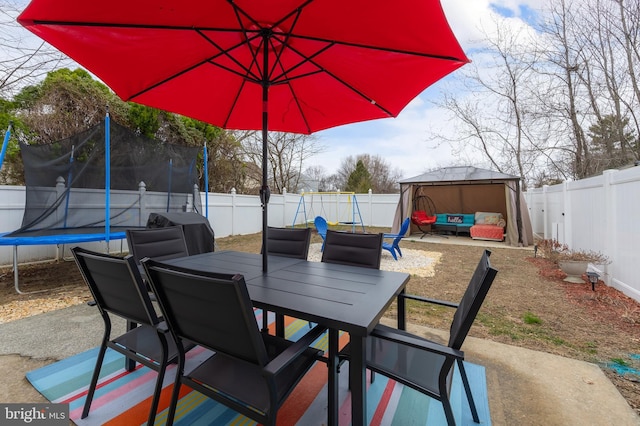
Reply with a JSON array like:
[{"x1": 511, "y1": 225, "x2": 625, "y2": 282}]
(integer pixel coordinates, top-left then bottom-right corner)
[{"x1": 0, "y1": 114, "x2": 204, "y2": 293}]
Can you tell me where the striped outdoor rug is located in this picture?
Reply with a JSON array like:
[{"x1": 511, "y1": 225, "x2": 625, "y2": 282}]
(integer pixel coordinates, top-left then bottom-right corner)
[{"x1": 26, "y1": 313, "x2": 491, "y2": 425}]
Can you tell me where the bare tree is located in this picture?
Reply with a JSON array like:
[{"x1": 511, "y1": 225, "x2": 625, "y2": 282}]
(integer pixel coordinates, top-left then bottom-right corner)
[
  {"x1": 0, "y1": 1, "x2": 69, "y2": 96},
  {"x1": 431, "y1": 16, "x2": 545, "y2": 191},
  {"x1": 240, "y1": 131, "x2": 324, "y2": 194},
  {"x1": 538, "y1": 0, "x2": 640, "y2": 177},
  {"x1": 333, "y1": 154, "x2": 402, "y2": 193},
  {"x1": 433, "y1": 0, "x2": 640, "y2": 187}
]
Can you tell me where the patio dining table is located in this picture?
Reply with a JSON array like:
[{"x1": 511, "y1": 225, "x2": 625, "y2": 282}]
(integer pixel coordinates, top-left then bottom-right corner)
[{"x1": 162, "y1": 250, "x2": 410, "y2": 426}]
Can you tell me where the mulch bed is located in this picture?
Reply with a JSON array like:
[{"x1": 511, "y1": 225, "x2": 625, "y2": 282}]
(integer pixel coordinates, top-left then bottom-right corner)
[{"x1": 528, "y1": 257, "x2": 640, "y2": 336}]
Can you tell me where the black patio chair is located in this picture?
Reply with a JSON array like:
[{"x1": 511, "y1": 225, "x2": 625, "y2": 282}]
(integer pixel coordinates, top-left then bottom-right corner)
[
  {"x1": 263, "y1": 226, "x2": 311, "y2": 259},
  {"x1": 125, "y1": 225, "x2": 189, "y2": 264},
  {"x1": 261, "y1": 226, "x2": 312, "y2": 332},
  {"x1": 321, "y1": 229, "x2": 383, "y2": 377},
  {"x1": 141, "y1": 258, "x2": 326, "y2": 426},
  {"x1": 321, "y1": 229, "x2": 383, "y2": 269},
  {"x1": 366, "y1": 249, "x2": 498, "y2": 425},
  {"x1": 71, "y1": 247, "x2": 186, "y2": 426}
]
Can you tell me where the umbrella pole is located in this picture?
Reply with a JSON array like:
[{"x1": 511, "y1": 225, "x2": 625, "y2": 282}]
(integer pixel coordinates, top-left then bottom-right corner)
[{"x1": 260, "y1": 37, "x2": 270, "y2": 272}]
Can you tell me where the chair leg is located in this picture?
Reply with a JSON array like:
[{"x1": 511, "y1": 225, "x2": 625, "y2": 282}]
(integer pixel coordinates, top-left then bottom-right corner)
[
  {"x1": 146, "y1": 339, "x2": 169, "y2": 426},
  {"x1": 125, "y1": 320, "x2": 137, "y2": 371},
  {"x1": 457, "y1": 359, "x2": 480, "y2": 423},
  {"x1": 262, "y1": 309, "x2": 269, "y2": 333},
  {"x1": 165, "y1": 365, "x2": 183, "y2": 426},
  {"x1": 442, "y1": 396, "x2": 457, "y2": 426},
  {"x1": 81, "y1": 343, "x2": 108, "y2": 419},
  {"x1": 395, "y1": 245, "x2": 403, "y2": 258}
]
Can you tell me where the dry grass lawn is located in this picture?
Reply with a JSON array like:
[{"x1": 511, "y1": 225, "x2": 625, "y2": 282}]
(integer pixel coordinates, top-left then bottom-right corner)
[{"x1": 1, "y1": 226, "x2": 639, "y2": 414}]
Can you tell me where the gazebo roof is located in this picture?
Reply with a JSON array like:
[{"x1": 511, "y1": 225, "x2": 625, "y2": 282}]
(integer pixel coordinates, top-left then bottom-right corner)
[{"x1": 399, "y1": 166, "x2": 519, "y2": 184}]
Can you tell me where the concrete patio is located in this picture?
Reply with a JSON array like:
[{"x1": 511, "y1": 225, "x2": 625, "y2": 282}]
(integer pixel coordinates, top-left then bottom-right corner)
[{"x1": 1, "y1": 303, "x2": 637, "y2": 425}]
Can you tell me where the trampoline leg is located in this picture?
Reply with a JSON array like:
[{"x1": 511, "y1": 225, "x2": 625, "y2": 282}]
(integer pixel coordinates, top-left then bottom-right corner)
[{"x1": 13, "y1": 245, "x2": 24, "y2": 295}]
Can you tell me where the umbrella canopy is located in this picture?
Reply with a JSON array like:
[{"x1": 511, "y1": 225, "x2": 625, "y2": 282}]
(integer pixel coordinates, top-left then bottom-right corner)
[{"x1": 18, "y1": 0, "x2": 469, "y2": 270}]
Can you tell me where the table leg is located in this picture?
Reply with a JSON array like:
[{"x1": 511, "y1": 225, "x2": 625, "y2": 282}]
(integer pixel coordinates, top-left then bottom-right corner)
[
  {"x1": 327, "y1": 329, "x2": 339, "y2": 426},
  {"x1": 349, "y1": 334, "x2": 366, "y2": 426},
  {"x1": 126, "y1": 320, "x2": 136, "y2": 371},
  {"x1": 275, "y1": 313, "x2": 285, "y2": 338},
  {"x1": 398, "y1": 288, "x2": 406, "y2": 331}
]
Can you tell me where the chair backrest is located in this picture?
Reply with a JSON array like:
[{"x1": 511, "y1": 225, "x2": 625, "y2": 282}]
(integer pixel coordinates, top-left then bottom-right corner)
[
  {"x1": 142, "y1": 259, "x2": 270, "y2": 366},
  {"x1": 263, "y1": 226, "x2": 311, "y2": 259},
  {"x1": 412, "y1": 194, "x2": 437, "y2": 216},
  {"x1": 448, "y1": 249, "x2": 498, "y2": 350},
  {"x1": 126, "y1": 226, "x2": 189, "y2": 264},
  {"x1": 321, "y1": 230, "x2": 383, "y2": 269},
  {"x1": 394, "y1": 217, "x2": 411, "y2": 243},
  {"x1": 314, "y1": 216, "x2": 328, "y2": 238},
  {"x1": 71, "y1": 247, "x2": 159, "y2": 326}
]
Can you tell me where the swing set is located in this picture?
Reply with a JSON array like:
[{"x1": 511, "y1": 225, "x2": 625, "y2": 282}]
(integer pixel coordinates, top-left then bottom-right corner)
[{"x1": 292, "y1": 191, "x2": 365, "y2": 232}]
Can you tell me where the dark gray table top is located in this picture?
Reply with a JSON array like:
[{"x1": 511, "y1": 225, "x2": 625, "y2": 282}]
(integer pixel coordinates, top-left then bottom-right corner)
[{"x1": 163, "y1": 250, "x2": 410, "y2": 336}]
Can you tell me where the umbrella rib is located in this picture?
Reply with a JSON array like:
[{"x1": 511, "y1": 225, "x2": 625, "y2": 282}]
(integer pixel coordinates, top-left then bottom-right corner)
[
  {"x1": 287, "y1": 33, "x2": 468, "y2": 64},
  {"x1": 125, "y1": 53, "x2": 260, "y2": 101},
  {"x1": 228, "y1": 1, "x2": 267, "y2": 83},
  {"x1": 223, "y1": 79, "x2": 247, "y2": 128},
  {"x1": 124, "y1": 59, "x2": 210, "y2": 101},
  {"x1": 269, "y1": 38, "x2": 333, "y2": 84},
  {"x1": 281, "y1": 42, "x2": 396, "y2": 117},
  {"x1": 27, "y1": 19, "x2": 466, "y2": 64},
  {"x1": 196, "y1": 29, "x2": 262, "y2": 83},
  {"x1": 28, "y1": 19, "x2": 245, "y2": 33},
  {"x1": 282, "y1": 81, "x2": 313, "y2": 134},
  {"x1": 265, "y1": 6, "x2": 304, "y2": 82}
]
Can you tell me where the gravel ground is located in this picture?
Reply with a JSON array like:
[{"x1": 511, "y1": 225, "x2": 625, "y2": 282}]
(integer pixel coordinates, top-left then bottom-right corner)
[{"x1": 306, "y1": 242, "x2": 441, "y2": 277}]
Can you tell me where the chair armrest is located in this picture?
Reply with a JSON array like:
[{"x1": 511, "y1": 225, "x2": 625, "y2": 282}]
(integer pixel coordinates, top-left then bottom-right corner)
[
  {"x1": 263, "y1": 324, "x2": 327, "y2": 376},
  {"x1": 371, "y1": 325, "x2": 464, "y2": 360},
  {"x1": 157, "y1": 321, "x2": 169, "y2": 333},
  {"x1": 399, "y1": 293, "x2": 458, "y2": 309}
]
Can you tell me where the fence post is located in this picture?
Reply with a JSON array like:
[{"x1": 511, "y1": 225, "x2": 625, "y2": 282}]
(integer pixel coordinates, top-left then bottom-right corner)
[
  {"x1": 542, "y1": 185, "x2": 549, "y2": 239},
  {"x1": 282, "y1": 188, "x2": 287, "y2": 227},
  {"x1": 230, "y1": 188, "x2": 236, "y2": 236},
  {"x1": 55, "y1": 176, "x2": 66, "y2": 226},
  {"x1": 563, "y1": 181, "x2": 572, "y2": 246},
  {"x1": 139, "y1": 181, "x2": 147, "y2": 226},
  {"x1": 368, "y1": 189, "x2": 373, "y2": 227},
  {"x1": 602, "y1": 169, "x2": 617, "y2": 284}
]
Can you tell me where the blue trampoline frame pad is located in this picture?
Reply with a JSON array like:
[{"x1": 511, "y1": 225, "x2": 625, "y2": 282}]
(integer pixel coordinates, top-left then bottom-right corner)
[
  {"x1": 0, "y1": 231, "x2": 126, "y2": 294},
  {"x1": 0, "y1": 232, "x2": 126, "y2": 246}
]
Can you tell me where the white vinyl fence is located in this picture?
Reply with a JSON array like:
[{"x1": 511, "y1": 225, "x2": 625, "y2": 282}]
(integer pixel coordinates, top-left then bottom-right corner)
[
  {"x1": 6, "y1": 170, "x2": 639, "y2": 303},
  {"x1": 524, "y1": 166, "x2": 640, "y2": 302},
  {"x1": 0, "y1": 187, "x2": 400, "y2": 267}
]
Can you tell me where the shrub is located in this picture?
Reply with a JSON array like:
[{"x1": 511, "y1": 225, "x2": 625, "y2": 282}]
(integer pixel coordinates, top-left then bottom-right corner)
[{"x1": 536, "y1": 239, "x2": 610, "y2": 264}]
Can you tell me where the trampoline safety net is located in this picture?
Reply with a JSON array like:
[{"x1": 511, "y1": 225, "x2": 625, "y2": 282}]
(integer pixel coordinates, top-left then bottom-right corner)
[{"x1": 7, "y1": 119, "x2": 202, "y2": 239}]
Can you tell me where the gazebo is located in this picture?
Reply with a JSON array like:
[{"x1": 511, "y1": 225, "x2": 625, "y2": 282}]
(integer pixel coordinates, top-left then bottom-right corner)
[{"x1": 392, "y1": 166, "x2": 533, "y2": 246}]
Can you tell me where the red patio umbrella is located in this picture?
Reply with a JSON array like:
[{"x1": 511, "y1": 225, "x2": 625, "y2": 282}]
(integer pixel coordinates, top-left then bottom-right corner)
[{"x1": 18, "y1": 0, "x2": 469, "y2": 271}]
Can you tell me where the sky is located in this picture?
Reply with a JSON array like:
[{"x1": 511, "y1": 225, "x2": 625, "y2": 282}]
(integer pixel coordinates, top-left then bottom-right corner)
[
  {"x1": 312, "y1": 0, "x2": 542, "y2": 180},
  {"x1": 7, "y1": 0, "x2": 542, "y2": 181}
]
